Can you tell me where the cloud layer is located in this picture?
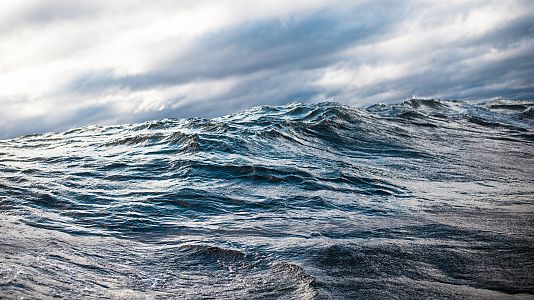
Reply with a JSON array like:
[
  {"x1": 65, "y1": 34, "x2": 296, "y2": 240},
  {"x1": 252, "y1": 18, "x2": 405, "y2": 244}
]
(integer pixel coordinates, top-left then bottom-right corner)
[{"x1": 1, "y1": 0, "x2": 533, "y2": 138}]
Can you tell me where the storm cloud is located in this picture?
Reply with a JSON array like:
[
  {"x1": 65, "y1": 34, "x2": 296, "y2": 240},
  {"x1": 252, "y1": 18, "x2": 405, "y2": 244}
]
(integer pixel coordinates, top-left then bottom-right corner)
[{"x1": 1, "y1": 0, "x2": 533, "y2": 138}]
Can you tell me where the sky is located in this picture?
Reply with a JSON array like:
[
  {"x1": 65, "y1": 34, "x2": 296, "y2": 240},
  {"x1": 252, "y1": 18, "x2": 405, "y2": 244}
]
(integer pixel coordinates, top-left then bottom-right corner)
[{"x1": 1, "y1": 0, "x2": 533, "y2": 139}]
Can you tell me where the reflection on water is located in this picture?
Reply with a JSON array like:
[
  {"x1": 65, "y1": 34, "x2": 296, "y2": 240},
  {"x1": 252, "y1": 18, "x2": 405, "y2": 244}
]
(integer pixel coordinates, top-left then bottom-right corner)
[{"x1": 1, "y1": 99, "x2": 533, "y2": 299}]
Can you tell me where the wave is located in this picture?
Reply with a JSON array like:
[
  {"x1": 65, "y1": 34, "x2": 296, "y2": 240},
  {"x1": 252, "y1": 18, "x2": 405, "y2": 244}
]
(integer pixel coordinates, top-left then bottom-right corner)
[{"x1": 0, "y1": 99, "x2": 533, "y2": 299}]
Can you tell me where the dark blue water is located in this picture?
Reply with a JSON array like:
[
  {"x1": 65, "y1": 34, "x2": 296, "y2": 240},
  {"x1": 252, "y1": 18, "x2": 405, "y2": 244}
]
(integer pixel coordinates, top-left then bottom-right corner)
[{"x1": 1, "y1": 99, "x2": 533, "y2": 299}]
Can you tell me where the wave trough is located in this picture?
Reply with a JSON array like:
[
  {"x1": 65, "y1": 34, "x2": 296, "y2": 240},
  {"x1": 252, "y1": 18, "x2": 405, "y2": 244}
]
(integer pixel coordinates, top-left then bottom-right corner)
[{"x1": 1, "y1": 99, "x2": 533, "y2": 299}]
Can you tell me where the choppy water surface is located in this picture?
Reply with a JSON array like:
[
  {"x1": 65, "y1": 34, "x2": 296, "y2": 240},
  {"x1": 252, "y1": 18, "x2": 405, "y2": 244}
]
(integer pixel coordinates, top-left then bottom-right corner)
[{"x1": 1, "y1": 99, "x2": 533, "y2": 299}]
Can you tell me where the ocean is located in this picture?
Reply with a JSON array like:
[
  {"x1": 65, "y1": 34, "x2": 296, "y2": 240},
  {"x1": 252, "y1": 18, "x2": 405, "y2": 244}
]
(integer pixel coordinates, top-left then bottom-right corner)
[{"x1": 1, "y1": 99, "x2": 533, "y2": 299}]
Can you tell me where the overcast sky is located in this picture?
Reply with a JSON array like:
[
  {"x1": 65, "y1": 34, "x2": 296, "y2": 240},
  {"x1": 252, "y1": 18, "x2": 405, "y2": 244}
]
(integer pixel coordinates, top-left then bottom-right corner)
[{"x1": 1, "y1": 0, "x2": 533, "y2": 138}]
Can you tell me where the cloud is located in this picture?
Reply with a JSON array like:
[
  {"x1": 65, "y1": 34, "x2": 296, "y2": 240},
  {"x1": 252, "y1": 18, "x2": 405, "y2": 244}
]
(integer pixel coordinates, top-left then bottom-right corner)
[{"x1": 0, "y1": 0, "x2": 533, "y2": 138}]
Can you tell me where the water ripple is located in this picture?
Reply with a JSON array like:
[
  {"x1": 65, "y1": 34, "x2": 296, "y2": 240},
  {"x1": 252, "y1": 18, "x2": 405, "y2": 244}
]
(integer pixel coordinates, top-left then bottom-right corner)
[{"x1": 1, "y1": 99, "x2": 533, "y2": 299}]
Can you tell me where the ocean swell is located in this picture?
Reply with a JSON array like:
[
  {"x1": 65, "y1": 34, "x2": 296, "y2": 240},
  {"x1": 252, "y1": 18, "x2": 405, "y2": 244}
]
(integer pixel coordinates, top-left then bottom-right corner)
[{"x1": 0, "y1": 99, "x2": 533, "y2": 299}]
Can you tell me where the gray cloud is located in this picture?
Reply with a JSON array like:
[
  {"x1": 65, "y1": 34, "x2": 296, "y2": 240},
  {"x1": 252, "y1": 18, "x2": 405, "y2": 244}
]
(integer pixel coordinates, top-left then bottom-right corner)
[
  {"x1": 0, "y1": 0, "x2": 533, "y2": 139},
  {"x1": 68, "y1": 4, "x2": 404, "y2": 92}
]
